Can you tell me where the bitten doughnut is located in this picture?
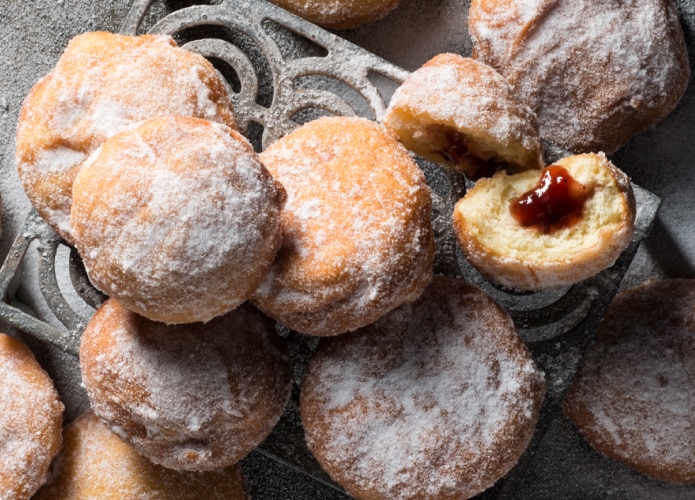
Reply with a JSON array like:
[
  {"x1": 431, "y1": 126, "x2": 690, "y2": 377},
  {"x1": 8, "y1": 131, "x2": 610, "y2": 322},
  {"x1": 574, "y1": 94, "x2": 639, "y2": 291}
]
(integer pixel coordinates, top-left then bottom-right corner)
[
  {"x1": 79, "y1": 299, "x2": 292, "y2": 471},
  {"x1": 468, "y1": 0, "x2": 690, "y2": 154},
  {"x1": 251, "y1": 116, "x2": 434, "y2": 337},
  {"x1": 268, "y1": 0, "x2": 402, "y2": 29},
  {"x1": 301, "y1": 276, "x2": 546, "y2": 500},
  {"x1": 15, "y1": 31, "x2": 236, "y2": 242},
  {"x1": 453, "y1": 153, "x2": 635, "y2": 290},
  {"x1": 563, "y1": 279, "x2": 695, "y2": 484},
  {"x1": 34, "y1": 411, "x2": 249, "y2": 499},
  {"x1": 0, "y1": 333, "x2": 64, "y2": 500},
  {"x1": 71, "y1": 115, "x2": 284, "y2": 324},
  {"x1": 383, "y1": 53, "x2": 543, "y2": 179}
]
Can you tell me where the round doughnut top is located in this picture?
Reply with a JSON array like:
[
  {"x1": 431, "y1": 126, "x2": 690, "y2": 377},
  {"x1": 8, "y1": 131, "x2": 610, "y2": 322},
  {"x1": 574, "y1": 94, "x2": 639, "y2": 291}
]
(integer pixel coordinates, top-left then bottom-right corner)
[
  {"x1": 252, "y1": 116, "x2": 434, "y2": 336},
  {"x1": 468, "y1": 0, "x2": 690, "y2": 154},
  {"x1": 71, "y1": 115, "x2": 284, "y2": 324},
  {"x1": 383, "y1": 53, "x2": 543, "y2": 178},
  {"x1": 15, "y1": 31, "x2": 236, "y2": 242},
  {"x1": 268, "y1": 0, "x2": 402, "y2": 29},
  {"x1": 300, "y1": 276, "x2": 546, "y2": 499},
  {"x1": 80, "y1": 299, "x2": 292, "y2": 471},
  {"x1": 0, "y1": 333, "x2": 64, "y2": 500},
  {"x1": 563, "y1": 279, "x2": 695, "y2": 484},
  {"x1": 34, "y1": 411, "x2": 249, "y2": 500}
]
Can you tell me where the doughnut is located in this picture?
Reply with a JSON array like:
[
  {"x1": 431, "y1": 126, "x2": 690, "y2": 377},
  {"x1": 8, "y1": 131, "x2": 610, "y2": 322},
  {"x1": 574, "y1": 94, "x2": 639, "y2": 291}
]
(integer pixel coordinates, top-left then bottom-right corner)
[
  {"x1": 79, "y1": 299, "x2": 292, "y2": 471},
  {"x1": 468, "y1": 0, "x2": 690, "y2": 154},
  {"x1": 300, "y1": 276, "x2": 546, "y2": 500},
  {"x1": 453, "y1": 153, "x2": 635, "y2": 290},
  {"x1": 15, "y1": 31, "x2": 236, "y2": 243},
  {"x1": 268, "y1": 0, "x2": 402, "y2": 30},
  {"x1": 0, "y1": 333, "x2": 64, "y2": 500},
  {"x1": 71, "y1": 115, "x2": 284, "y2": 324},
  {"x1": 34, "y1": 411, "x2": 249, "y2": 499},
  {"x1": 563, "y1": 279, "x2": 695, "y2": 484},
  {"x1": 251, "y1": 116, "x2": 434, "y2": 337},
  {"x1": 382, "y1": 53, "x2": 543, "y2": 180}
]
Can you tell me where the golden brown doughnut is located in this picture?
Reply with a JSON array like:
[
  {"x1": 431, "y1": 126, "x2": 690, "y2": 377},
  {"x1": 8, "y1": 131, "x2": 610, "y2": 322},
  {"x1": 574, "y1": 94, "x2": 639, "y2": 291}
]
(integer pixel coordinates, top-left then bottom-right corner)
[
  {"x1": 468, "y1": 0, "x2": 690, "y2": 154},
  {"x1": 34, "y1": 411, "x2": 249, "y2": 499},
  {"x1": 71, "y1": 115, "x2": 284, "y2": 324},
  {"x1": 383, "y1": 53, "x2": 543, "y2": 179},
  {"x1": 268, "y1": 0, "x2": 402, "y2": 29},
  {"x1": 251, "y1": 116, "x2": 434, "y2": 337},
  {"x1": 79, "y1": 299, "x2": 292, "y2": 472},
  {"x1": 563, "y1": 279, "x2": 695, "y2": 484},
  {"x1": 15, "y1": 31, "x2": 236, "y2": 243},
  {"x1": 300, "y1": 276, "x2": 546, "y2": 500},
  {"x1": 453, "y1": 153, "x2": 635, "y2": 290},
  {"x1": 0, "y1": 333, "x2": 64, "y2": 500}
]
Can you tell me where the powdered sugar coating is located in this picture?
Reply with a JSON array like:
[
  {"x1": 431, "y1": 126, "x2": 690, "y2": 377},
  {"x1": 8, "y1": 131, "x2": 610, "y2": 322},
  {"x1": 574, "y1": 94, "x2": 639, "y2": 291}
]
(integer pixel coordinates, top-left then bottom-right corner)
[
  {"x1": 563, "y1": 279, "x2": 695, "y2": 484},
  {"x1": 15, "y1": 31, "x2": 236, "y2": 242},
  {"x1": 268, "y1": 0, "x2": 402, "y2": 29},
  {"x1": 71, "y1": 115, "x2": 284, "y2": 324},
  {"x1": 383, "y1": 53, "x2": 543, "y2": 177},
  {"x1": 468, "y1": 0, "x2": 690, "y2": 154},
  {"x1": 34, "y1": 411, "x2": 249, "y2": 499},
  {"x1": 252, "y1": 116, "x2": 434, "y2": 337},
  {"x1": 301, "y1": 276, "x2": 546, "y2": 499},
  {"x1": 0, "y1": 334, "x2": 64, "y2": 500},
  {"x1": 80, "y1": 299, "x2": 292, "y2": 472}
]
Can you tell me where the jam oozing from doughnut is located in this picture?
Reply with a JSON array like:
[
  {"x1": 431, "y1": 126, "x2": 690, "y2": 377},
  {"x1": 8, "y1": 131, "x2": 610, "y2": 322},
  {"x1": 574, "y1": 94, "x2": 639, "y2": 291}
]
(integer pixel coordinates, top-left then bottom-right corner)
[
  {"x1": 430, "y1": 126, "x2": 500, "y2": 179},
  {"x1": 511, "y1": 165, "x2": 588, "y2": 232}
]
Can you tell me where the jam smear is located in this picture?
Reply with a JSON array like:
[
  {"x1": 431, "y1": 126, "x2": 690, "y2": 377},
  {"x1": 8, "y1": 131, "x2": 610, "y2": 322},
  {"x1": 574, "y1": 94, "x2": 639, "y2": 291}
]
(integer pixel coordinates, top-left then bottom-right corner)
[
  {"x1": 510, "y1": 165, "x2": 588, "y2": 233},
  {"x1": 434, "y1": 128, "x2": 501, "y2": 180}
]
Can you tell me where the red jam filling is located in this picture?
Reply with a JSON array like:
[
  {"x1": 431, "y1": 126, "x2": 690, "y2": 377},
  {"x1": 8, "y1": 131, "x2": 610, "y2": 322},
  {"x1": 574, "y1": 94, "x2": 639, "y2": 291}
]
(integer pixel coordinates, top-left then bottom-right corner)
[{"x1": 510, "y1": 165, "x2": 588, "y2": 233}]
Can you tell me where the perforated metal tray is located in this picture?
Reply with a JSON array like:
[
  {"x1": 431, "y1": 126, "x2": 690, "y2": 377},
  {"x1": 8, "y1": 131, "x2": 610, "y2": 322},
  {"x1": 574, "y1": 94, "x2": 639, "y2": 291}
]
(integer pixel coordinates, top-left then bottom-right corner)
[{"x1": 0, "y1": 0, "x2": 661, "y2": 497}]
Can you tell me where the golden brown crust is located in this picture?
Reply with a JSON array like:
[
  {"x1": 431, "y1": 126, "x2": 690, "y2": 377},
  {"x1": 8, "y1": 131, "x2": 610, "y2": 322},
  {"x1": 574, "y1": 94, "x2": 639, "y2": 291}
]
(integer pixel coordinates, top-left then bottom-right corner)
[
  {"x1": 453, "y1": 153, "x2": 635, "y2": 290},
  {"x1": 79, "y1": 299, "x2": 292, "y2": 471},
  {"x1": 251, "y1": 116, "x2": 434, "y2": 336},
  {"x1": 383, "y1": 53, "x2": 543, "y2": 179},
  {"x1": 269, "y1": 0, "x2": 402, "y2": 29},
  {"x1": 563, "y1": 279, "x2": 695, "y2": 484},
  {"x1": 15, "y1": 31, "x2": 236, "y2": 243},
  {"x1": 0, "y1": 333, "x2": 64, "y2": 500},
  {"x1": 300, "y1": 276, "x2": 545, "y2": 499},
  {"x1": 71, "y1": 115, "x2": 284, "y2": 324},
  {"x1": 468, "y1": 0, "x2": 690, "y2": 154},
  {"x1": 34, "y1": 411, "x2": 249, "y2": 499}
]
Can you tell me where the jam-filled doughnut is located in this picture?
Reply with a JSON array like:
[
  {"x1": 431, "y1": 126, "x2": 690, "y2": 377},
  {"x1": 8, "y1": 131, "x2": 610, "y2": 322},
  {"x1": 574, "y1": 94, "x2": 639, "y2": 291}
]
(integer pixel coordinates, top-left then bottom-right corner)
[
  {"x1": 79, "y1": 299, "x2": 292, "y2": 472},
  {"x1": 300, "y1": 276, "x2": 546, "y2": 499},
  {"x1": 268, "y1": 0, "x2": 402, "y2": 29},
  {"x1": 34, "y1": 411, "x2": 249, "y2": 499},
  {"x1": 71, "y1": 115, "x2": 284, "y2": 324},
  {"x1": 563, "y1": 279, "x2": 695, "y2": 484},
  {"x1": 468, "y1": 0, "x2": 690, "y2": 154},
  {"x1": 0, "y1": 333, "x2": 64, "y2": 500},
  {"x1": 251, "y1": 116, "x2": 434, "y2": 337},
  {"x1": 453, "y1": 153, "x2": 635, "y2": 290},
  {"x1": 383, "y1": 53, "x2": 543, "y2": 180},
  {"x1": 15, "y1": 31, "x2": 236, "y2": 243}
]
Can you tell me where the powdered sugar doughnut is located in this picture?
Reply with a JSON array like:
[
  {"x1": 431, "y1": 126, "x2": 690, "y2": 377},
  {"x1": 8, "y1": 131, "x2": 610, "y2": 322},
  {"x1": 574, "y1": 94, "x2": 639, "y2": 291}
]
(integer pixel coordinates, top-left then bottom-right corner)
[
  {"x1": 251, "y1": 116, "x2": 434, "y2": 337},
  {"x1": 453, "y1": 153, "x2": 635, "y2": 290},
  {"x1": 79, "y1": 299, "x2": 292, "y2": 472},
  {"x1": 268, "y1": 0, "x2": 402, "y2": 29},
  {"x1": 71, "y1": 115, "x2": 284, "y2": 324},
  {"x1": 34, "y1": 411, "x2": 249, "y2": 500},
  {"x1": 563, "y1": 279, "x2": 695, "y2": 484},
  {"x1": 301, "y1": 276, "x2": 546, "y2": 499},
  {"x1": 468, "y1": 0, "x2": 690, "y2": 154},
  {"x1": 15, "y1": 31, "x2": 236, "y2": 243},
  {"x1": 0, "y1": 333, "x2": 64, "y2": 500},
  {"x1": 383, "y1": 53, "x2": 543, "y2": 179}
]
